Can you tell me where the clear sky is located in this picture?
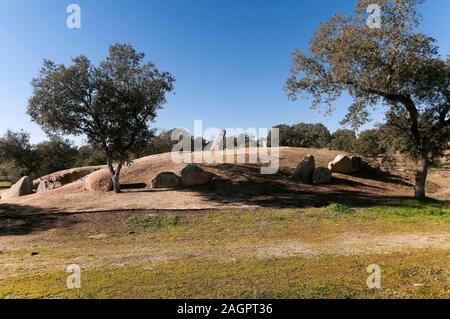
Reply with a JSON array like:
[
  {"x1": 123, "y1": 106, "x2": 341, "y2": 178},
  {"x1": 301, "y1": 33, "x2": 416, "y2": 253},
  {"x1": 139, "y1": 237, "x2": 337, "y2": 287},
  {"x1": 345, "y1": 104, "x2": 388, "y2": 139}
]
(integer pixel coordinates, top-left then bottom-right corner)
[{"x1": 0, "y1": 0, "x2": 449, "y2": 144}]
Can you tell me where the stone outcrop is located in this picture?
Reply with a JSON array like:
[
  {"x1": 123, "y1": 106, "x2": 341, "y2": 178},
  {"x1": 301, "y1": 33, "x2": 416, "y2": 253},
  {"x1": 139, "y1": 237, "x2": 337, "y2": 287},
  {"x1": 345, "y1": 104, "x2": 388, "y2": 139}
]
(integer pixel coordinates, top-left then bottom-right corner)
[
  {"x1": 152, "y1": 172, "x2": 181, "y2": 188},
  {"x1": 328, "y1": 155, "x2": 353, "y2": 174},
  {"x1": 34, "y1": 167, "x2": 102, "y2": 191},
  {"x1": 328, "y1": 155, "x2": 362, "y2": 174},
  {"x1": 292, "y1": 155, "x2": 315, "y2": 183},
  {"x1": 350, "y1": 156, "x2": 363, "y2": 173},
  {"x1": 85, "y1": 169, "x2": 113, "y2": 192},
  {"x1": 313, "y1": 167, "x2": 333, "y2": 184},
  {"x1": 181, "y1": 164, "x2": 213, "y2": 186},
  {"x1": 36, "y1": 179, "x2": 62, "y2": 194},
  {"x1": 0, "y1": 176, "x2": 33, "y2": 200}
]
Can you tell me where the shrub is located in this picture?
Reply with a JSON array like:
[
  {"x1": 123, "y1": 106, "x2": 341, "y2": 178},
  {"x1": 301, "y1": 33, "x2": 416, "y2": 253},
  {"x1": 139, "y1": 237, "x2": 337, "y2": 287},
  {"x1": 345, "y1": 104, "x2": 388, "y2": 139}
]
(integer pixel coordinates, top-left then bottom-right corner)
[{"x1": 326, "y1": 203, "x2": 351, "y2": 213}]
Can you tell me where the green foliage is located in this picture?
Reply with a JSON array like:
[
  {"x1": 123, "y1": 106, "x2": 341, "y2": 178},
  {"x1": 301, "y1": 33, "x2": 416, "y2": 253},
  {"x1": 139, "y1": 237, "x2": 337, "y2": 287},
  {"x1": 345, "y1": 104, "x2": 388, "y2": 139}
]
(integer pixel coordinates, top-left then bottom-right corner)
[
  {"x1": 330, "y1": 129, "x2": 356, "y2": 152},
  {"x1": 0, "y1": 130, "x2": 36, "y2": 176},
  {"x1": 285, "y1": 0, "x2": 449, "y2": 199},
  {"x1": 127, "y1": 215, "x2": 181, "y2": 230},
  {"x1": 28, "y1": 43, "x2": 175, "y2": 192},
  {"x1": 379, "y1": 110, "x2": 449, "y2": 167},
  {"x1": 326, "y1": 203, "x2": 351, "y2": 213},
  {"x1": 34, "y1": 137, "x2": 79, "y2": 177},
  {"x1": 269, "y1": 123, "x2": 331, "y2": 148},
  {"x1": 74, "y1": 145, "x2": 107, "y2": 167},
  {"x1": 353, "y1": 129, "x2": 386, "y2": 159}
]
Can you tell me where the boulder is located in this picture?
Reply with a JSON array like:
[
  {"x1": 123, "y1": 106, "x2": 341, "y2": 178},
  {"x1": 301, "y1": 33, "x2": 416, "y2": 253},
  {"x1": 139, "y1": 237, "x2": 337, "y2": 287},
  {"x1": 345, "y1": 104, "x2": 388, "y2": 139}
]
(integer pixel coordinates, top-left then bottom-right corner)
[
  {"x1": 328, "y1": 155, "x2": 353, "y2": 174},
  {"x1": 152, "y1": 172, "x2": 181, "y2": 189},
  {"x1": 350, "y1": 156, "x2": 362, "y2": 173},
  {"x1": 292, "y1": 155, "x2": 315, "y2": 183},
  {"x1": 313, "y1": 167, "x2": 333, "y2": 184},
  {"x1": 85, "y1": 169, "x2": 113, "y2": 192},
  {"x1": 1, "y1": 176, "x2": 33, "y2": 200},
  {"x1": 181, "y1": 164, "x2": 213, "y2": 186},
  {"x1": 36, "y1": 179, "x2": 62, "y2": 194},
  {"x1": 33, "y1": 167, "x2": 102, "y2": 191}
]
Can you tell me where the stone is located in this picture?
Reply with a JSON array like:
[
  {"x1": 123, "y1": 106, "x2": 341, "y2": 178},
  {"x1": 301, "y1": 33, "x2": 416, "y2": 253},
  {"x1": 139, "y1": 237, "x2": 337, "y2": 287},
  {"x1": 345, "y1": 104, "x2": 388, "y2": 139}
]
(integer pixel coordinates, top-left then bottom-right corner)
[
  {"x1": 152, "y1": 172, "x2": 181, "y2": 188},
  {"x1": 292, "y1": 155, "x2": 315, "y2": 183},
  {"x1": 328, "y1": 155, "x2": 353, "y2": 174},
  {"x1": 0, "y1": 176, "x2": 33, "y2": 200},
  {"x1": 210, "y1": 129, "x2": 226, "y2": 151},
  {"x1": 350, "y1": 156, "x2": 363, "y2": 173},
  {"x1": 36, "y1": 179, "x2": 62, "y2": 194},
  {"x1": 181, "y1": 164, "x2": 213, "y2": 186},
  {"x1": 313, "y1": 167, "x2": 333, "y2": 184},
  {"x1": 85, "y1": 169, "x2": 113, "y2": 192},
  {"x1": 33, "y1": 167, "x2": 102, "y2": 191}
]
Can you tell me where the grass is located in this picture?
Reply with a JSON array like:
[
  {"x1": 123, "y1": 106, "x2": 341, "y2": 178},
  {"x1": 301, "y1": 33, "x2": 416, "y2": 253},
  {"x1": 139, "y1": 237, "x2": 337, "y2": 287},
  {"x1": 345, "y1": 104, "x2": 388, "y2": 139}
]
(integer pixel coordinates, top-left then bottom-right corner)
[
  {"x1": 0, "y1": 199, "x2": 449, "y2": 299},
  {"x1": 1, "y1": 250, "x2": 448, "y2": 299},
  {"x1": 0, "y1": 181, "x2": 11, "y2": 190},
  {"x1": 127, "y1": 215, "x2": 181, "y2": 231},
  {"x1": 326, "y1": 203, "x2": 351, "y2": 213}
]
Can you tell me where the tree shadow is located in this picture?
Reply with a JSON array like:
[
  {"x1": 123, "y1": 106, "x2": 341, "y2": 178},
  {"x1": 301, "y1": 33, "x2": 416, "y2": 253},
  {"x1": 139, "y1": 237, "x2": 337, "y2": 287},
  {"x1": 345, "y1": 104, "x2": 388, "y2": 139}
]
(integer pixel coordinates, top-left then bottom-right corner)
[
  {"x1": 181, "y1": 163, "x2": 416, "y2": 208},
  {"x1": 0, "y1": 204, "x2": 77, "y2": 236},
  {"x1": 349, "y1": 165, "x2": 414, "y2": 187}
]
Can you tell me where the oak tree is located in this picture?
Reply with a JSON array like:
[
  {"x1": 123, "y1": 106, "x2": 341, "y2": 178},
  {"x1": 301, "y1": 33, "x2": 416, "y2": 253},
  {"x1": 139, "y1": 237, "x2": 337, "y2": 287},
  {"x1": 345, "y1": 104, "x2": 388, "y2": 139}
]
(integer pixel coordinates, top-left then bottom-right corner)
[
  {"x1": 28, "y1": 44, "x2": 175, "y2": 192},
  {"x1": 285, "y1": 0, "x2": 449, "y2": 199}
]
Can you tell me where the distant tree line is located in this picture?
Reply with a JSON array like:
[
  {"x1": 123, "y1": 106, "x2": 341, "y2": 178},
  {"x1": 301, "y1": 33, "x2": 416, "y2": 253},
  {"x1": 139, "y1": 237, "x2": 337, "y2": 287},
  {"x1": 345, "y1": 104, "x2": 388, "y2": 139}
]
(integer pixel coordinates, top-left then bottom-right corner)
[
  {"x1": 0, "y1": 130, "x2": 106, "y2": 180},
  {"x1": 1, "y1": 122, "x2": 446, "y2": 182},
  {"x1": 0, "y1": 128, "x2": 206, "y2": 181},
  {"x1": 268, "y1": 122, "x2": 400, "y2": 161}
]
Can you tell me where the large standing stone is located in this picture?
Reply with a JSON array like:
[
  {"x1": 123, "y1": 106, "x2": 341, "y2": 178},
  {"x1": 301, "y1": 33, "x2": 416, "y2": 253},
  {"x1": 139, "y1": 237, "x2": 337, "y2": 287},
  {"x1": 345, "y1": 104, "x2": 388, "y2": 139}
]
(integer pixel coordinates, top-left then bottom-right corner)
[
  {"x1": 85, "y1": 169, "x2": 113, "y2": 192},
  {"x1": 1, "y1": 176, "x2": 33, "y2": 200},
  {"x1": 313, "y1": 167, "x2": 333, "y2": 184},
  {"x1": 152, "y1": 172, "x2": 181, "y2": 188},
  {"x1": 210, "y1": 129, "x2": 226, "y2": 151},
  {"x1": 292, "y1": 155, "x2": 315, "y2": 183},
  {"x1": 181, "y1": 164, "x2": 213, "y2": 186},
  {"x1": 328, "y1": 155, "x2": 353, "y2": 174}
]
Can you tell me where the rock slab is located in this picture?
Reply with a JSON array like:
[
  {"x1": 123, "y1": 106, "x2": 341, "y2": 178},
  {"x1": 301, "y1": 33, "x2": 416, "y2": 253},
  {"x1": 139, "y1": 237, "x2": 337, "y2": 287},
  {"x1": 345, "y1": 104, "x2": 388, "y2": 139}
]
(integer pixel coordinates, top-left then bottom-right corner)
[
  {"x1": 292, "y1": 155, "x2": 315, "y2": 183},
  {"x1": 1, "y1": 176, "x2": 33, "y2": 200},
  {"x1": 181, "y1": 164, "x2": 213, "y2": 186},
  {"x1": 85, "y1": 169, "x2": 113, "y2": 192},
  {"x1": 313, "y1": 167, "x2": 333, "y2": 184},
  {"x1": 152, "y1": 172, "x2": 181, "y2": 188}
]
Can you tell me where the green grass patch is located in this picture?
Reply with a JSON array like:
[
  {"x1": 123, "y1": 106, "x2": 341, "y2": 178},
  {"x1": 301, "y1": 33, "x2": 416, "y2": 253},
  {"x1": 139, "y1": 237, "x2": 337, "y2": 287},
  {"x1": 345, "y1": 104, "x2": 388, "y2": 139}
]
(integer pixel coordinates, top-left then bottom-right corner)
[
  {"x1": 127, "y1": 215, "x2": 181, "y2": 231},
  {"x1": 326, "y1": 203, "x2": 351, "y2": 214},
  {"x1": 1, "y1": 199, "x2": 449, "y2": 299},
  {"x1": 1, "y1": 250, "x2": 448, "y2": 299}
]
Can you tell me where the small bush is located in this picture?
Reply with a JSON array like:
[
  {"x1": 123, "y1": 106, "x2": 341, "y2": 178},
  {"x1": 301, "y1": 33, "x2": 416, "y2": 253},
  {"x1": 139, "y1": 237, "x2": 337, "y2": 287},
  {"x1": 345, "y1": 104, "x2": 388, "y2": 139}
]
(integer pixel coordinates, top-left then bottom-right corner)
[
  {"x1": 326, "y1": 203, "x2": 351, "y2": 213},
  {"x1": 425, "y1": 208, "x2": 448, "y2": 217},
  {"x1": 128, "y1": 215, "x2": 181, "y2": 230}
]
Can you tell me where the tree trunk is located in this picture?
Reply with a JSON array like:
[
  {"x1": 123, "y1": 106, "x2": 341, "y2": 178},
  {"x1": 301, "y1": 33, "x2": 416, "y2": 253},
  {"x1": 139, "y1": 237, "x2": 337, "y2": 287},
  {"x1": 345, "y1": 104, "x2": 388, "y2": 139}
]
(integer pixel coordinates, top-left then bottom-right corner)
[
  {"x1": 106, "y1": 156, "x2": 123, "y2": 194},
  {"x1": 415, "y1": 155, "x2": 429, "y2": 200},
  {"x1": 111, "y1": 162, "x2": 123, "y2": 194},
  {"x1": 112, "y1": 174, "x2": 121, "y2": 193}
]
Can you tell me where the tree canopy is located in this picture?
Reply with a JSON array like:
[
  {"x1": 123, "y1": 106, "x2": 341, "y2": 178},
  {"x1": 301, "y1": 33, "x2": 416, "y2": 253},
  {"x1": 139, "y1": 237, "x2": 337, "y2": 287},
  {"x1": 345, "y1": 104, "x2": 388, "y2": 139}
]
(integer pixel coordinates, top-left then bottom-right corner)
[
  {"x1": 285, "y1": 0, "x2": 449, "y2": 199},
  {"x1": 28, "y1": 43, "x2": 175, "y2": 192},
  {"x1": 269, "y1": 123, "x2": 331, "y2": 148},
  {"x1": 330, "y1": 129, "x2": 357, "y2": 153}
]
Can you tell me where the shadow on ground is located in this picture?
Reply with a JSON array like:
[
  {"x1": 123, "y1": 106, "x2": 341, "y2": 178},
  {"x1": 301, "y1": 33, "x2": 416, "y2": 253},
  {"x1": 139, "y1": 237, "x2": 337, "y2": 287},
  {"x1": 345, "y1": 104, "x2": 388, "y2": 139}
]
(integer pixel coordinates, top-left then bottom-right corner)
[
  {"x1": 179, "y1": 163, "x2": 416, "y2": 208},
  {"x1": 0, "y1": 204, "x2": 77, "y2": 236}
]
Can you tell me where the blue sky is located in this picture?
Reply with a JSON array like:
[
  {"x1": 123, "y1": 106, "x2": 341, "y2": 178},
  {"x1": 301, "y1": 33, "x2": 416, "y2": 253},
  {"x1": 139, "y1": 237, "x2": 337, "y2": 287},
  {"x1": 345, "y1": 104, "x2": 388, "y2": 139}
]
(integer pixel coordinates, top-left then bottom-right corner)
[{"x1": 0, "y1": 0, "x2": 449, "y2": 144}]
